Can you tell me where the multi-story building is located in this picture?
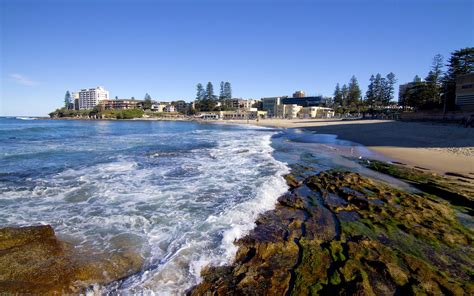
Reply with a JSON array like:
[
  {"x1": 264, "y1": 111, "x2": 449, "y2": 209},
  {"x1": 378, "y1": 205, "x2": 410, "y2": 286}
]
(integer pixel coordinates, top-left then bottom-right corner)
[
  {"x1": 455, "y1": 73, "x2": 474, "y2": 111},
  {"x1": 151, "y1": 103, "x2": 164, "y2": 112},
  {"x1": 100, "y1": 99, "x2": 142, "y2": 110},
  {"x1": 78, "y1": 86, "x2": 109, "y2": 110},
  {"x1": 164, "y1": 105, "x2": 176, "y2": 112},
  {"x1": 242, "y1": 99, "x2": 256, "y2": 110},
  {"x1": 197, "y1": 110, "x2": 267, "y2": 120},
  {"x1": 175, "y1": 101, "x2": 188, "y2": 112},
  {"x1": 293, "y1": 90, "x2": 305, "y2": 98},
  {"x1": 300, "y1": 106, "x2": 335, "y2": 118},
  {"x1": 223, "y1": 98, "x2": 240, "y2": 109},
  {"x1": 72, "y1": 92, "x2": 80, "y2": 110},
  {"x1": 281, "y1": 96, "x2": 326, "y2": 107},
  {"x1": 277, "y1": 104, "x2": 302, "y2": 119},
  {"x1": 262, "y1": 97, "x2": 284, "y2": 117},
  {"x1": 223, "y1": 98, "x2": 257, "y2": 110}
]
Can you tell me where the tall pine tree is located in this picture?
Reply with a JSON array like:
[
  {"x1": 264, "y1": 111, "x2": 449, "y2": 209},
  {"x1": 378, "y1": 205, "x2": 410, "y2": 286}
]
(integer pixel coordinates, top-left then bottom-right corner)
[
  {"x1": 425, "y1": 54, "x2": 444, "y2": 105},
  {"x1": 206, "y1": 82, "x2": 215, "y2": 100},
  {"x1": 143, "y1": 93, "x2": 152, "y2": 109},
  {"x1": 219, "y1": 81, "x2": 225, "y2": 100},
  {"x1": 333, "y1": 83, "x2": 343, "y2": 107},
  {"x1": 373, "y1": 74, "x2": 384, "y2": 106},
  {"x1": 347, "y1": 76, "x2": 361, "y2": 107},
  {"x1": 443, "y1": 47, "x2": 474, "y2": 110},
  {"x1": 365, "y1": 75, "x2": 376, "y2": 108},
  {"x1": 196, "y1": 83, "x2": 205, "y2": 100},
  {"x1": 224, "y1": 82, "x2": 232, "y2": 99},
  {"x1": 384, "y1": 72, "x2": 397, "y2": 105},
  {"x1": 341, "y1": 84, "x2": 349, "y2": 107}
]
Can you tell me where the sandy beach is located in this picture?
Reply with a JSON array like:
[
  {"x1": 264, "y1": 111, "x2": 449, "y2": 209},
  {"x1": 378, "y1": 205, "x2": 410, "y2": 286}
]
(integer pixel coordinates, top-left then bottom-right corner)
[{"x1": 224, "y1": 118, "x2": 474, "y2": 175}]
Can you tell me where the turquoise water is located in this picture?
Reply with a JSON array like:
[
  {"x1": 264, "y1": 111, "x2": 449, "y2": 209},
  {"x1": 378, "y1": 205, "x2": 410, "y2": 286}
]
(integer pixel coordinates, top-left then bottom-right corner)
[{"x1": 0, "y1": 117, "x2": 289, "y2": 293}]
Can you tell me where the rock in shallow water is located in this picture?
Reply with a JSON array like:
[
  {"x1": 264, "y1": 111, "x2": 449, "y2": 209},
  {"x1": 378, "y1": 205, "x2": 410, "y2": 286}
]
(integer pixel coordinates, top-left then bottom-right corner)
[
  {"x1": 190, "y1": 170, "x2": 474, "y2": 296},
  {"x1": 0, "y1": 225, "x2": 144, "y2": 294}
]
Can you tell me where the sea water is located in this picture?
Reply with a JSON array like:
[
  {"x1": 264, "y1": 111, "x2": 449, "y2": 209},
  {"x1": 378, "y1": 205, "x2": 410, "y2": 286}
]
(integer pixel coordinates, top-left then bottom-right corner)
[{"x1": 0, "y1": 117, "x2": 289, "y2": 294}]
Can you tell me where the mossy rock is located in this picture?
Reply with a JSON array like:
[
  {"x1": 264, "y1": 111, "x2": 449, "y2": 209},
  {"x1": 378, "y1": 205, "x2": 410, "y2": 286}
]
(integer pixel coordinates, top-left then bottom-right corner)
[
  {"x1": 190, "y1": 170, "x2": 473, "y2": 295},
  {"x1": 0, "y1": 225, "x2": 144, "y2": 294}
]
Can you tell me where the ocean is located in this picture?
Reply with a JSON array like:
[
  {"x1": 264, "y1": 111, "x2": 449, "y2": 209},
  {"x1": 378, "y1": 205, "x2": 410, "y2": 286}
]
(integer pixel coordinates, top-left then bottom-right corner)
[
  {"x1": 0, "y1": 117, "x2": 395, "y2": 294},
  {"x1": 0, "y1": 117, "x2": 290, "y2": 293}
]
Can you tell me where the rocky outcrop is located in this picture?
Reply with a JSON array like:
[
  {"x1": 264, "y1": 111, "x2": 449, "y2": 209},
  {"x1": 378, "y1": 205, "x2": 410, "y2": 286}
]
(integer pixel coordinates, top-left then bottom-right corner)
[
  {"x1": 190, "y1": 170, "x2": 473, "y2": 295},
  {"x1": 0, "y1": 225, "x2": 144, "y2": 294},
  {"x1": 364, "y1": 159, "x2": 474, "y2": 211}
]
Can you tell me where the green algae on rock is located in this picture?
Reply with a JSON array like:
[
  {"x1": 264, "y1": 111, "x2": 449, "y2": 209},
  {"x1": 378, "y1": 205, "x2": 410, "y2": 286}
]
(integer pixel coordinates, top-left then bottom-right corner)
[
  {"x1": 363, "y1": 159, "x2": 474, "y2": 211},
  {"x1": 190, "y1": 171, "x2": 474, "y2": 295},
  {"x1": 0, "y1": 225, "x2": 144, "y2": 294}
]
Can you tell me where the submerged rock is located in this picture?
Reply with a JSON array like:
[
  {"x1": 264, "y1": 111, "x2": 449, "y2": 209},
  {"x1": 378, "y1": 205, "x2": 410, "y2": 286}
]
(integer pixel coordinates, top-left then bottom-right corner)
[
  {"x1": 190, "y1": 170, "x2": 474, "y2": 295},
  {"x1": 0, "y1": 225, "x2": 144, "y2": 294}
]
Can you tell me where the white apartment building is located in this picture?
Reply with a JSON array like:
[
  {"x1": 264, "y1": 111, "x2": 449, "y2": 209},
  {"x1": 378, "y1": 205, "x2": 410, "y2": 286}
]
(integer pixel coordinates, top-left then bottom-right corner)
[
  {"x1": 300, "y1": 106, "x2": 335, "y2": 118},
  {"x1": 164, "y1": 105, "x2": 176, "y2": 112},
  {"x1": 277, "y1": 104, "x2": 302, "y2": 119},
  {"x1": 78, "y1": 86, "x2": 109, "y2": 110},
  {"x1": 242, "y1": 99, "x2": 256, "y2": 110}
]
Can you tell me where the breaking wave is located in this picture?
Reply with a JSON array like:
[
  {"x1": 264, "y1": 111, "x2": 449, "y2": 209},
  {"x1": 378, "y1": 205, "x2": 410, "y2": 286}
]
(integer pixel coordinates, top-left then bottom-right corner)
[{"x1": 0, "y1": 118, "x2": 289, "y2": 294}]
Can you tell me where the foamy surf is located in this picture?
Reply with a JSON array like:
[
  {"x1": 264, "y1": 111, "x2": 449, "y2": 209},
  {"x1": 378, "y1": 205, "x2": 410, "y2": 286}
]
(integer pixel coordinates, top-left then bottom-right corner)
[
  {"x1": 0, "y1": 118, "x2": 290, "y2": 295},
  {"x1": 113, "y1": 134, "x2": 290, "y2": 295}
]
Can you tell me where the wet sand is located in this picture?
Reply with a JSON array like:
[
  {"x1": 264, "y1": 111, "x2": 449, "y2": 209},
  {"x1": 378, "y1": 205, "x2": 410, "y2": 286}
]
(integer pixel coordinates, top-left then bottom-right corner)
[{"x1": 222, "y1": 118, "x2": 474, "y2": 175}]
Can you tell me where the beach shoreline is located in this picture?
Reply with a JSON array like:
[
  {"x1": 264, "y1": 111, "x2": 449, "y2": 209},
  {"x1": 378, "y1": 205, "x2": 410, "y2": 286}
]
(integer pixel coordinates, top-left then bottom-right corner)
[
  {"x1": 40, "y1": 116, "x2": 474, "y2": 174},
  {"x1": 2, "y1": 117, "x2": 473, "y2": 294},
  {"x1": 217, "y1": 118, "x2": 474, "y2": 175}
]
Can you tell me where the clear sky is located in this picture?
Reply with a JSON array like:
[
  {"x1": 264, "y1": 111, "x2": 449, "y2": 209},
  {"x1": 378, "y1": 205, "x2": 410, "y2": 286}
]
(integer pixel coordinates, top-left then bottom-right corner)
[{"x1": 1, "y1": 0, "x2": 473, "y2": 116}]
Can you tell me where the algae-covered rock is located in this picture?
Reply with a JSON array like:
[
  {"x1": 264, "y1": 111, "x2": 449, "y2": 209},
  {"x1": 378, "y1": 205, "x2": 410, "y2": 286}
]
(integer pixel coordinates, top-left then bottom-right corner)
[
  {"x1": 363, "y1": 159, "x2": 474, "y2": 210},
  {"x1": 191, "y1": 170, "x2": 474, "y2": 296},
  {"x1": 0, "y1": 225, "x2": 144, "y2": 294}
]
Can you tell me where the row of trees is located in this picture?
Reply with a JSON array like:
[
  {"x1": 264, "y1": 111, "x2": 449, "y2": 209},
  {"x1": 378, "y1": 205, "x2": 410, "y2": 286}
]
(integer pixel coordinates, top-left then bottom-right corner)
[
  {"x1": 365, "y1": 72, "x2": 397, "y2": 108},
  {"x1": 333, "y1": 76, "x2": 362, "y2": 109},
  {"x1": 330, "y1": 47, "x2": 472, "y2": 113},
  {"x1": 401, "y1": 47, "x2": 473, "y2": 110},
  {"x1": 195, "y1": 81, "x2": 232, "y2": 111},
  {"x1": 331, "y1": 73, "x2": 396, "y2": 112}
]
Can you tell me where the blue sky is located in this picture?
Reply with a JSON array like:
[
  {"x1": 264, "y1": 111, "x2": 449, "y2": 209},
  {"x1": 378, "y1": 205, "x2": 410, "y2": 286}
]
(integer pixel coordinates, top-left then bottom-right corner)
[{"x1": 1, "y1": 0, "x2": 473, "y2": 116}]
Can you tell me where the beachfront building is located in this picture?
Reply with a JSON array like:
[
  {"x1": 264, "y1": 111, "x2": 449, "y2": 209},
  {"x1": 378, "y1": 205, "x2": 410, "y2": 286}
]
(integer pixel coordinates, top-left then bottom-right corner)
[
  {"x1": 100, "y1": 99, "x2": 143, "y2": 110},
  {"x1": 456, "y1": 73, "x2": 474, "y2": 111},
  {"x1": 219, "y1": 110, "x2": 267, "y2": 119},
  {"x1": 78, "y1": 86, "x2": 109, "y2": 110},
  {"x1": 281, "y1": 96, "x2": 326, "y2": 107},
  {"x1": 242, "y1": 99, "x2": 257, "y2": 110},
  {"x1": 223, "y1": 98, "x2": 241, "y2": 109},
  {"x1": 300, "y1": 106, "x2": 335, "y2": 118},
  {"x1": 197, "y1": 113, "x2": 219, "y2": 120},
  {"x1": 164, "y1": 105, "x2": 176, "y2": 112},
  {"x1": 292, "y1": 90, "x2": 305, "y2": 98},
  {"x1": 261, "y1": 95, "x2": 326, "y2": 117},
  {"x1": 196, "y1": 110, "x2": 267, "y2": 120},
  {"x1": 72, "y1": 92, "x2": 80, "y2": 110},
  {"x1": 262, "y1": 97, "x2": 285, "y2": 117},
  {"x1": 222, "y1": 98, "x2": 257, "y2": 110},
  {"x1": 175, "y1": 101, "x2": 189, "y2": 113},
  {"x1": 277, "y1": 104, "x2": 302, "y2": 119},
  {"x1": 151, "y1": 103, "x2": 162, "y2": 112}
]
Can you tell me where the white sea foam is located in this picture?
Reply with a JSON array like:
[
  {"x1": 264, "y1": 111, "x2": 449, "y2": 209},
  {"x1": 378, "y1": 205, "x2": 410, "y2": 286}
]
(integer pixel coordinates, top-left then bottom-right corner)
[{"x1": 0, "y1": 123, "x2": 289, "y2": 295}]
